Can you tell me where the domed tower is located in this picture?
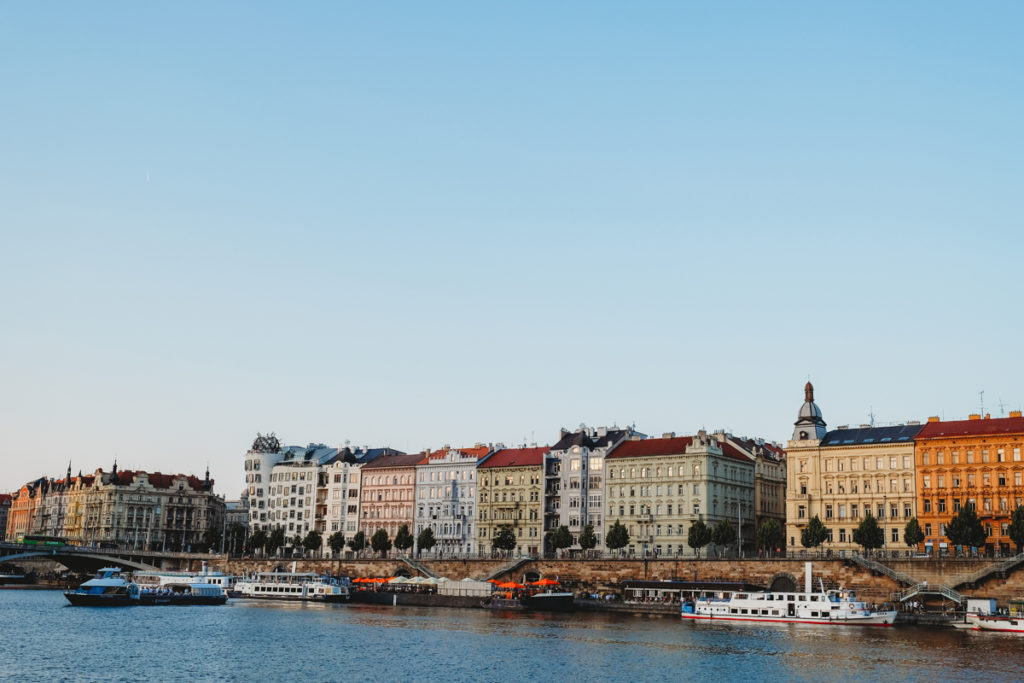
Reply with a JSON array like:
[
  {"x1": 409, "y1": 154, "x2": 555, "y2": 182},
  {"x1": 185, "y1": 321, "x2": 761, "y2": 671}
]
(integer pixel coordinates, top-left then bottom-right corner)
[{"x1": 792, "y1": 381, "x2": 827, "y2": 441}]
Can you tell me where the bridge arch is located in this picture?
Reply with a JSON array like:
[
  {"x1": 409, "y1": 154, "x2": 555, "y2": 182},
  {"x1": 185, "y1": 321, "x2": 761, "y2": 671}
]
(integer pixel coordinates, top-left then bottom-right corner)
[
  {"x1": 0, "y1": 551, "x2": 159, "y2": 572},
  {"x1": 769, "y1": 571, "x2": 798, "y2": 592}
]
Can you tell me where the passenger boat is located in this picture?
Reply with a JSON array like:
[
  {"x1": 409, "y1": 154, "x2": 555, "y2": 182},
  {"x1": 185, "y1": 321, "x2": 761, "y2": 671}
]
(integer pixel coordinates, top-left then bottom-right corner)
[
  {"x1": 681, "y1": 563, "x2": 896, "y2": 626},
  {"x1": 234, "y1": 571, "x2": 350, "y2": 603},
  {"x1": 64, "y1": 567, "x2": 136, "y2": 607},
  {"x1": 972, "y1": 599, "x2": 1024, "y2": 633},
  {"x1": 134, "y1": 579, "x2": 228, "y2": 606}
]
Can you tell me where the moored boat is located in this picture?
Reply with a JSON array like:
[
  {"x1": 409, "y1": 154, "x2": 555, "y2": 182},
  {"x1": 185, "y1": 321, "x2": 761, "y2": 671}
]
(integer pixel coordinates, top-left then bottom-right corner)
[
  {"x1": 972, "y1": 599, "x2": 1024, "y2": 633},
  {"x1": 481, "y1": 578, "x2": 575, "y2": 612},
  {"x1": 681, "y1": 563, "x2": 896, "y2": 626},
  {"x1": 234, "y1": 571, "x2": 350, "y2": 602},
  {"x1": 64, "y1": 567, "x2": 136, "y2": 607}
]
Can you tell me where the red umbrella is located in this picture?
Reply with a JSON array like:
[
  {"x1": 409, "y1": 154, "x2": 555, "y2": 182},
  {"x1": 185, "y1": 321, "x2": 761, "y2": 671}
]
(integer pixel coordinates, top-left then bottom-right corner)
[{"x1": 530, "y1": 578, "x2": 560, "y2": 586}]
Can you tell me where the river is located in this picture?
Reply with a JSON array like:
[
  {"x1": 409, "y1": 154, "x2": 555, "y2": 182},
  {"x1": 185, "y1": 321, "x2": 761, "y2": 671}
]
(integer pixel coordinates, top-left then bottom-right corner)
[{"x1": 2, "y1": 590, "x2": 1022, "y2": 682}]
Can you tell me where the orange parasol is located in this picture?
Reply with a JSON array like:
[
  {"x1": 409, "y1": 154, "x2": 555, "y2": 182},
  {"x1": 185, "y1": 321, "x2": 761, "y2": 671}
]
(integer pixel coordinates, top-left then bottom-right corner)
[{"x1": 530, "y1": 578, "x2": 560, "y2": 586}]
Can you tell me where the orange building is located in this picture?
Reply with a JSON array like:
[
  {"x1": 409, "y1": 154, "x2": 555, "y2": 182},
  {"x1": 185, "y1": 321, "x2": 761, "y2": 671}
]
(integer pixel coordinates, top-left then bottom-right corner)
[{"x1": 915, "y1": 412, "x2": 1024, "y2": 556}]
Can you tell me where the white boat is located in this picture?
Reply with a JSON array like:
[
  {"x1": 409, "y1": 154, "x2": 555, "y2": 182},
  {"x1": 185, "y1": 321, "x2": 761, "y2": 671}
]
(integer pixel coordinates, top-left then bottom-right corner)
[
  {"x1": 972, "y1": 599, "x2": 1024, "y2": 633},
  {"x1": 235, "y1": 571, "x2": 350, "y2": 603},
  {"x1": 64, "y1": 567, "x2": 136, "y2": 607},
  {"x1": 681, "y1": 562, "x2": 896, "y2": 626}
]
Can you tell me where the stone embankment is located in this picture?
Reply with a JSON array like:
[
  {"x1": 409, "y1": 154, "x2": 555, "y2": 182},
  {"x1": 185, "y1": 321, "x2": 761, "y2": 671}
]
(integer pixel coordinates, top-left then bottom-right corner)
[{"x1": 211, "y1": 557, "x2": 1024, "y2": 603}]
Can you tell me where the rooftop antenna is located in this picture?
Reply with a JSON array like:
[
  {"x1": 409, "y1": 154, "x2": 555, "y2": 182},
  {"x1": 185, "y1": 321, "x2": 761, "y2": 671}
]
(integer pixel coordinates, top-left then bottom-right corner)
[
  {"x1": 998, "y1": 398, "x2": 1006, "y2": 417},
  {"x1": 869, "y1": 406, "x2": 876, "y2": 428},
  {"x1": 980, "y1": 390, "x2": 985, "y2": 416}
]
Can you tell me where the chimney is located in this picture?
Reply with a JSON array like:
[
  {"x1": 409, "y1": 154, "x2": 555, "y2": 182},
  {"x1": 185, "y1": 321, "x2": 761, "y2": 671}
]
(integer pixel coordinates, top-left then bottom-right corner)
[
  {"x1": 662, "y1": 432, "x2": 676, "y2": 439},
  {"x1": 928, "y1": 416, "x2": 940, "y2": 423},
  {"x1": 969, "y1": 414, "x2": 981, "y2": 421},
  {"x1": 1011, "y1": 411, "x2": 1022, "y2": 418}
]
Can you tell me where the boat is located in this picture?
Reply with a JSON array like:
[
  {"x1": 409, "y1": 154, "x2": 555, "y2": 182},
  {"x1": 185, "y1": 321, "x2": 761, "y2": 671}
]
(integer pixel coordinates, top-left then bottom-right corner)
[
  {"x1": 63, "y1": 567, "x2": 136, "y2": 607},
  {"x1": 136, "y1": 581, "x2": 227, "y2": 606},
  {"x1": 681, "y1": 563, "x2": 896, "y2": 626},
  {"x1": 972, "y1": 599, "x2": 1024, "y2": 633},
  {"x1": 234, "y1": 571, "x2": 350, "y2": 603},
  {"x1": 480, "y1": 579, "x2": 575, "y2": 612}
]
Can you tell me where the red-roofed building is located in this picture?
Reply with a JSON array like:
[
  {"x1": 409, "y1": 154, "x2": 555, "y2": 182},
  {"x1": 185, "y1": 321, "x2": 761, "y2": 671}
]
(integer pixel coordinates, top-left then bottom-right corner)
[
  {"x1": 605, "y1": 430, "x2": 756, "y2": 556},
  {"x1": 360, "y1": 452, "x2": 429, "y2": 546},
  {"x1": 414, "y1": 444, "x2": 494, "y2": 555},
  {"x1": 5, "y1": 465, "x2": 223, "y2": 551},
  {"x1": 477, "y1": 446, "x2": 548, "y2": 555},
  {"x1": 916, "y1": 412, "x2": 1024, "y2": 555}
]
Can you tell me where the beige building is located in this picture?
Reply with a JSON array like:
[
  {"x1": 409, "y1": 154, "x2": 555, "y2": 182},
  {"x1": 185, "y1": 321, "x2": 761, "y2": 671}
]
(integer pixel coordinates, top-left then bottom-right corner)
[
  {"x1": 715, "y1": 432, "x2": 787, "y2": 529},
  {"x1": 786, "y1": 382, "x2": 922, "y2": 555},
  {"x1": 8, "y1": 465, "x2": 224, "y2": 551},
  {"x1": 477, "y1": 446, "x2": 547, "y2": 556},
  {"x1": 606, "y1": 431, "x2": 756, "y2": 556}
]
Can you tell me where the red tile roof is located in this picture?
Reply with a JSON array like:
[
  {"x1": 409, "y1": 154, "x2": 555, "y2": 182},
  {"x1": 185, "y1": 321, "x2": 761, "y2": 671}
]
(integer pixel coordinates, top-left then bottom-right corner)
[
  {"x1": 361, "y1": 453, "x2": 430, "y2": 470},
  {"x1": 0, "y1": 494, "x2": 11, "y2": 504},
  {"x1": 606, "y1": 437, "x2": 693, "y2": 459},
  {"x1": 916, "y1": 416, "x2": 1024, "y2": 440},
  {"x1": 478, "y1": 446, "x2": 549, "y2": 469},
  {"x1": 427, "y1": 445, "x2": 491, "y2": 461}
]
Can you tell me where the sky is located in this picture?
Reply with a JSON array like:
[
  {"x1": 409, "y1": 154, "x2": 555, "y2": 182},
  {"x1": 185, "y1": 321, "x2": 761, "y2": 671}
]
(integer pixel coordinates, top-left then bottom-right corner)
[{"x1": 2, "y1": 3, "x2": 1022, "y2": 495}]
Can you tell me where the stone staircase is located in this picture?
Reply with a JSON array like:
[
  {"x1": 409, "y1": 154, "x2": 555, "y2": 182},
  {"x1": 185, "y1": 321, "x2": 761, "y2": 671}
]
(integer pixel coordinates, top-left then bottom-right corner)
[
  {"x1": 851, "y1": 553, "x2": 965, "y2": 604},
  {"x1": 955, "y1": 552, "x2": 1024, "y2": 589},
  {"x1": 485, "y1": 555, "x2": 537, "y2": 581},
  {"x1": 398, "y1": 554, "x2": 437, "y2": 579}
]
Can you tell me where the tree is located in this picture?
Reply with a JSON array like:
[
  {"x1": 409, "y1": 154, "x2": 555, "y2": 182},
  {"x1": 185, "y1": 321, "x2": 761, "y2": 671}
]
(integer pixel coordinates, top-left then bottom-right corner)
[
  {"x1": 946, "y1": 503, "x2": 987, "y2": 550},
  {"x1": 1009, "y1": 506, "x2": 1024, "y2": 552},
  {"x1": 852, "y1": 513, "x2": 885, "y2": 553},
  {"x1": 801, "y1": 515, "x2": 829, "y2": 550},
  {"x1": 347, "y1": 530, "x2": 366, "y2": 554},
  {"x1": 202, "y1": 527, "x2": 222, "y2": 553},
  {"x1": 687, "y1": 520, "x2": 712, "y2": 558},
  {"x1": 712, "y1": 519, "x2": 736, "y2": 557},
  {"x1": 416, "y1": 527, "x2": 436, "y2": 555},
  {"x1": 266, "y1": 526, "x2": 285, "y2": 556},
  {"x1": 291, "y1": 534, "x2": 304, "y2": 555},
  {"x1": 248, "y1": 528, "x2": 267, "y2": 555},
  {"x1": 327, "y1": 531, "x2": 346, "y2": 557},
  {"x1": 756, "y1": 519, "x2": 784, "y2": 556},
  {"x1": 548, "y1": 526, "x2": 573, "y2": 554},
  {"x1": 605, "y1": 521, "x2": 630, "y2": 556},
  {"x1": 370, "y1": 528, "x2": 392, "y2": 556},
  {"x1": 904, "y1": 518, "x2": 925, "y2": 550},
  {"x1": 225, "y1": 522, "x2": 247, "y2": 555},
  {"x1": 493, "y1": 526, "x2": 517, "y2": 554},
  {"x1": 578, "y1": 524, "x2": 598, "y2": 553},
  {"x1": 302, "y1": 530, "x2": 322, "y2": 556},
  {"x1": 394, "y1": 524, "x2": 414, "y2": 553}
]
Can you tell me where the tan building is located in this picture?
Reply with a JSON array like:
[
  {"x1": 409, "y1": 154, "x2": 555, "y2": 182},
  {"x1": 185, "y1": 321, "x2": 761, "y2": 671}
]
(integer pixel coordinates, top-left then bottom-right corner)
[
  {"x1": 786, "y1": 382, "x2": 922, "y2": 555},
  {"x1": 477, "y1": 446, "x2": 548, "y2": 556},
  {"x1": 8, "y1": 465, "x2": 224, "y2": 551},
  {"x1": 606, "y1": 431, "x2": 756, "y2": 557},
  {"x1": 359, "y1": 452, "x2": 426, "y2": 545},
  {"x1": 715, "y1": 432, "x2": 787, "y2": 529}
]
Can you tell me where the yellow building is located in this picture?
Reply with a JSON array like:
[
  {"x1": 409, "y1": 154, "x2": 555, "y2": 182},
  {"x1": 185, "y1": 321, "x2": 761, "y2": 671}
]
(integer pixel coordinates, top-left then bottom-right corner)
[
  {"x1": 477, "y1": 446, "x2": 547, "y2": 555},
  {"x1": 786, "y1": 382, "x2": 921, "y2": 555}
]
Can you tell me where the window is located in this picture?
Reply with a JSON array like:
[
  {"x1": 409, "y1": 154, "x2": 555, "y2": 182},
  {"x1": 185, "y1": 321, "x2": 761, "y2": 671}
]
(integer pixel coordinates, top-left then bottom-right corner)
[
  {"x1": 825, "y1": 504, "x2": 833, "y2": 520},
  {"x1": 923, "y1": 475, "x2": 931, "y2": 489},
  {"x1": 938, "y1": 499, "x2": 946, "y2": 513},
  {"x1": 798, "y1": 505, "x2": 806, "y2": 519},
  {"x1": 891, "y1": 528, "x2": 899, "y2": 543}
]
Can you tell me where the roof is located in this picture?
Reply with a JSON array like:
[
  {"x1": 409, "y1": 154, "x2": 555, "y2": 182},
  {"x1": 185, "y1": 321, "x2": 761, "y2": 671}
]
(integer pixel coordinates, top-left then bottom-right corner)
[
  {"x1": 0, "y1": 494, "x2": 11, "y2": 505},
  {"x1": 478, "y1": 446, "x2": 549, "y2": 469},
  {"x1": 916, "y1": 416, "x2": 1024, "y2": 440},
  {"x1": 360, "y1": 452, "x2": 429, "y2": 470},
  {"x1": 820, "y1": 424, "x2": 924, "y2": 447},
  {"x1": 606, "y1": 436, "x2": 693, "y2": 459},
  {"x1": 426, "y1": 445, "x2": 492, "y2": 462}
]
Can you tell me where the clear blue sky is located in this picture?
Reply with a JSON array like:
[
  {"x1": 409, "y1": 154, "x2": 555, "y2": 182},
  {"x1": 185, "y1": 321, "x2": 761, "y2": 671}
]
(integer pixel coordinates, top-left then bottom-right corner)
[{"x1": 2, "y1": 3, "x2": 1022, "y2": 495}]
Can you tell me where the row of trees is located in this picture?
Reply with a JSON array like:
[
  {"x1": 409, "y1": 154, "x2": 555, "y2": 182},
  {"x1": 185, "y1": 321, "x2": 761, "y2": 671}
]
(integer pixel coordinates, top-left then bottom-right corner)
[
  {"x1": 239, "y1": 505, "x2": 1024, "y2": 558},
  {"x1": 798, "y1": 504, "x2": 1024, "y2": 553}
]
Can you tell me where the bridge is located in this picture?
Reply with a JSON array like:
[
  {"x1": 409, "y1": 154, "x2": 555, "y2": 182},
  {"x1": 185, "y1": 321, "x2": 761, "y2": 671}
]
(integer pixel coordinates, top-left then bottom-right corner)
[{"x1": 0, "y1": 542, "x2": 221, "y2": 573}]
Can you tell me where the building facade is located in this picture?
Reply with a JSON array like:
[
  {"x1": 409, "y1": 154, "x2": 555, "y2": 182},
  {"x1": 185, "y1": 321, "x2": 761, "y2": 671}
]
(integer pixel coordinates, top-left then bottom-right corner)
[
  {"x1": 359, "y1": 452, "x2": 426, "y2": 546},
  {"x1": 719, "y1": 433, "x2": 787, "y2": 529},
  {"x1": 915, "y1": 412, "x2": 1024, "y2": 556},
  {"x1": 0, "y1": 494, "x2": 10, "y2": 541},
  {"x1": 606, "y1": 431, "x2": 756, "y2": 556},
  {"x1": 544, "y1": 426, "x2": 634, "y2": 553},
  {"x1": 477, "y1": 446, "x2": 548, "y2": 556},
  {"x1": 7, "y1": 466, "x2": 224, "y2": 551},
  {"x1": 415, "y1": 445, "x2": 489, "y2": 555},
  {"x1": 786, "y1": 382, "x2": 922, "y2": 554}
]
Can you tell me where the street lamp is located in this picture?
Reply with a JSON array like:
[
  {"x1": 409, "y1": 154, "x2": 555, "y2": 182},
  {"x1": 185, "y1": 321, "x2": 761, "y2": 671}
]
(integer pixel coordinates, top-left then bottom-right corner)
[{"x1": 883, "y1": 494, "x2": 888, "y2": 557}]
